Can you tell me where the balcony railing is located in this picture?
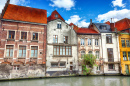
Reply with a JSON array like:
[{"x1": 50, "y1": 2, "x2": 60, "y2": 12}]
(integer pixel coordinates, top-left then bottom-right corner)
[
  {"x1": 108, "y1": 58, "x2": 114, "y2": 62},
  {"x1": 103, "y1": 58, "x2": 120, "y2": 63}
]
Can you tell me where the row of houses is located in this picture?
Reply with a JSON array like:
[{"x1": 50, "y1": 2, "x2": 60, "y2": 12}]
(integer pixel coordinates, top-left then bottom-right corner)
[{"x1": 0, "y1": 0, "x2": 130, "y2": 79}]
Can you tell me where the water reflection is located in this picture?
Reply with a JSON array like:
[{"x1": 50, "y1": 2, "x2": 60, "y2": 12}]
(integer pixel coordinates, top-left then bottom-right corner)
[{"x1": 0, "y1": 76, "x2": 130, "y2": 86}]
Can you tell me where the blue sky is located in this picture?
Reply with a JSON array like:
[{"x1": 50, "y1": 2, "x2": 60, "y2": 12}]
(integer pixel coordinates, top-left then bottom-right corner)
[{"x1": 0, "y1": 0, "x2": 130, "y2": 27}]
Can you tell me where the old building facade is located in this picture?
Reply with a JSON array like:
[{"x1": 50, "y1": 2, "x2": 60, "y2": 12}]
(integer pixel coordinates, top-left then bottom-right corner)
[
  {"x1": 90, "y1": 22, "x2": 120, "y2": 74},
  {"x1": 46, "y1": 10, "x2": 78, "y2": 76},
  {"x1": 0, "y1": 1, "x2": 47, "y2": 79},
  {"x1": 70, "y1": 23, "x2": 104, "y2": 75}
]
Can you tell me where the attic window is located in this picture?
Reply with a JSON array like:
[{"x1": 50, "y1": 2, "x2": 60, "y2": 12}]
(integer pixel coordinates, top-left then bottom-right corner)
[
  {"x1": 55, "y1": 14, "x2": 58, "y2": 18},
  {"x1": 102, "y1": 26, "x2": 107, "y2": 30}
]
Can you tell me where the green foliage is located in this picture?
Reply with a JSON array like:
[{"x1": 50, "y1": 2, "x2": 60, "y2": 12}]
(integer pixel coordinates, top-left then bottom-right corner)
[
  {"x1": 81, "y1": 54, "x2": 96, "y2": 75},
  {"x1": 82, "y1": 54, "x2": 96, "y2": 67}
]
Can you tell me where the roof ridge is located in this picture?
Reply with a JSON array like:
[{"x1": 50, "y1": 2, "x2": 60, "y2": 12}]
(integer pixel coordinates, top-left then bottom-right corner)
[{"x1": 9, "y1": 4, "x2": 47, "y2": 11}]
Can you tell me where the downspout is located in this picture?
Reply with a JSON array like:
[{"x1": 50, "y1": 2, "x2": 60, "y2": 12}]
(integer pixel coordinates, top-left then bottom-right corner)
[
  {"x1": 101, "y1": 33, "x2": 104, "y2": 74},
  {"x1": 44, "y1": 25, "x2": 47, "y2": 76},
  {"x1": 116, "y1": 33, "x2": 120, "y2": 74}
]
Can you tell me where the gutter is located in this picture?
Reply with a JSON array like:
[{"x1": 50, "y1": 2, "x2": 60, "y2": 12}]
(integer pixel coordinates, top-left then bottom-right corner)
[{"x1": 1, "y1": 19, "x2": 47, "y2": 25}]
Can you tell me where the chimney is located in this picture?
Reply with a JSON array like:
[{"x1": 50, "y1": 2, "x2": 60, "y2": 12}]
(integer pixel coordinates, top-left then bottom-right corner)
[
  {"x1": 90, "y1": 19, "x2": 92, "y2": 24},
  {"x1": 110, "y1": 18, "x2": 115, "y2": 31}
]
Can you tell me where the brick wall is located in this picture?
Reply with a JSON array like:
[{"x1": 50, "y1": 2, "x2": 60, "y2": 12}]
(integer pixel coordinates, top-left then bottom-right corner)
[{"x1": 0, "y1": 21, "x2": 47, "y2": 65}]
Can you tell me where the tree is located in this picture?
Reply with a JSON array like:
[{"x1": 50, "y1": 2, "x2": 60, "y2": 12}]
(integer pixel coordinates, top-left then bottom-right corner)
[{"x1": 80, "y1": 54, "x2": 96, "y2": 75}]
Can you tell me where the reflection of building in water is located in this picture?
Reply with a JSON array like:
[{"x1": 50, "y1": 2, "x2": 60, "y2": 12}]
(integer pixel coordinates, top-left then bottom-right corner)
[{"x1": 104, "y1": 77, "x2": 121, "y2": 86}]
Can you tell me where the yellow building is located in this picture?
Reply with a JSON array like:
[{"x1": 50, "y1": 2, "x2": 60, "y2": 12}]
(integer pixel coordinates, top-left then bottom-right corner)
[
  {"x1": 119, "y1": 34, "x2": 130, "y2": 75},
  {"x1": 115, "y1": 18, "x2": 130, "y2": 75}
]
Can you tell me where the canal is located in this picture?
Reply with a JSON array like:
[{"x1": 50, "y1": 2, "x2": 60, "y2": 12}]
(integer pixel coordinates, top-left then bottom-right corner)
[{"x1": 0, "y1": 76, "x2": 130, "y2": 86}]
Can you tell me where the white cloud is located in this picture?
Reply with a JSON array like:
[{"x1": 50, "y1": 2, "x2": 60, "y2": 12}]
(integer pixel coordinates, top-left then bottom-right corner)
[
  {"x1": 112, "y1": 0, "x2": 125, "y2": 8},
  {"x1": 66, "y1": 15, "x2": 90, "y2": 27},
  {"x1": 49, "y1": 0, "x2": 75, "y2": 10},
  {"x1": 96, "y1": 9, "x2": 130, "y2": 23},
  {"x1": 0, "y1": 0, "x2": 30, "y2": 13}
]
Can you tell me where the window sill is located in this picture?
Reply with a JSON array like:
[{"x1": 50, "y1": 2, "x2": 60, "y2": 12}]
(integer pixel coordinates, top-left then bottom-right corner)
[
  {"x1": 108, "y1": 69, "x2": 116, "y2": 71},
  {"x1": 31, "y1": 40, "x2": 38, "y2": 42},
  {"x1": 6, "y1": 39, "x2": 15, "y2": 41},
  {"x1": 19, "y1": 39, "x2": 27, "y2": 41},
  {"x1": 18, "y1": 57, "x2": 26, "y2": 59},
  {"x1": 4, "y1": 57, "x2": 13, "y2": 59},
  {"x1": 106, "y1": 43, "x2": 113, "y2": 44},
  {"x1": 53, "y1": 55, "x2": 72, "y2": 57},
  {"x1": 30, "y1": 57, "x2": 37, "y2": 59},
  {"x1": 95, "y1": 45, "x2": 99, "y2": 47}
]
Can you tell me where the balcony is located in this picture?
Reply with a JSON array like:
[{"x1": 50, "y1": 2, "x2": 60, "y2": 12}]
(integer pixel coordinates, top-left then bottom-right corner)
[
  {"x1": 103, "y1": 58, "x2": 120, "y2": 64},
  {"x1": 108, "y1": 58, "x2": 114, "y2": 62}
]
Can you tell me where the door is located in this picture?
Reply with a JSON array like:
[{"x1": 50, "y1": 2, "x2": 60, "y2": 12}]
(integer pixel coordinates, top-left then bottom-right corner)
[{"x1": 125, "y1": 65, "x2": 129, "y2": 74}]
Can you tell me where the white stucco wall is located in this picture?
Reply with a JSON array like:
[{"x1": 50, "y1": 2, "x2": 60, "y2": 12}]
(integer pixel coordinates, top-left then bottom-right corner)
[
  {"x1": 46, "y1": 19, "x2": 78, "y2": 75},
  {"x1": 101, "y1": 33, "x2": 120, "y2": 74}
]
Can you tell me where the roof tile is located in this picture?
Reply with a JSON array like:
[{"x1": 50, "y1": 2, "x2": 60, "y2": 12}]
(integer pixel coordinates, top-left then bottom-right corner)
[{"x1": 3, "y1": 4, "x2": 47, "y2": 24}]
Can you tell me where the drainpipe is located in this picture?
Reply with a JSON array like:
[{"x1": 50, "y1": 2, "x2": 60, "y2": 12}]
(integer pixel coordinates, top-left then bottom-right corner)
[{"x1": 101, "y1": 34, "x2": 104, "y2": 74}]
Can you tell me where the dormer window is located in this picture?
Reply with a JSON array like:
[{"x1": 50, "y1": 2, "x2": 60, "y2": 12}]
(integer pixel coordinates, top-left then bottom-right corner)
[
  {"x1": 55, "y1": 14, "x2": 58, "y2": 18},
  {"x1": 102, "y1": 26, "x2": 107, "y2": 30}
]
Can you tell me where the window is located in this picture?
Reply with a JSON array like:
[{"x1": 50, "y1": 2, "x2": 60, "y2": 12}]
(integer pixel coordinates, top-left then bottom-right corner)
[
  {"x1": 31, "y1": 46, "x2": 38, "y2": 57},
  {"x1": 88, "y1": 39, "x2": 92, "y2": 45},
  {"x1": 97, "y1": 66, "x2": 100, "y2": 71},
  {"x1": 95, "y1": 39, "x2": 99, "y2": 46},
  {"x1": 59, "y1": 62, "x2": 66, "y2": 67},
  {"x1": 121, "y1": 39, "x2": 125, "y2": 47},
  {"x1": 9, "y1": 31, "x2": 15, "y2": 39},
  {"x1": 128, "y1": 52, "x2": 130, "y2": 61},
  {"x1": 21, "y1": 32, "x2": 27, "y2": 39},
  {"x1": 81, "y1": 51, "x2": 85, "y2": 58},
  {"x1": 107, "y1": 48, "x2": 114, "y2": 62},
  {"x1": 19, "y1": 46, "x2": 26, "y2": 57},
  {"x1": 53, "y1": 46, "x2": 71, "y2": 56},
  {"x1": 126, "y1": 40, "x2": 130, "y2": 47},
  {"x1": 53, "y1": 35, "x2": 58, "y2": 43},
  {"x1": 13, "y1": 65, "x2": 20, "y2": 70},
  {"x1": 102, "y1": 26, "x2": 106, "y2": 30},
  {"x1": 123, "y1": 51, "x2": 127, "y2": 61},
  {"x1": 106, "y1": 34, "x2": 112, "y2": 43},
  {"x1": 51, "y1": 63, "x2": 58, "y2": 67},
  {"x1": 96, "y1": 51, "x2": 99, "y2": 59},
  {"x1": 88, "y1": 51, "x2": 92, "y2": 54},
  {"x1": 81, "y1": 38, "x2": 85, "y2": 46},
  {"x1": 108, "y1": 64, "x2": 114, "y2": 70},
  {"x1": 32, "y1": 33, "x2": 38, "y2": 40},
  {"x1": 6, "y1": 45, "x2": 13, "y2": 57},
  {"x1": 55, "y1": 14, "x2": 58, "y2": 18},
  {"x1": 51, "y1": 62, "x2": 66, "y2": 68},
  {"x1": 57, "y1": 22, "x2": 61, "y2": 29},
  {"x1": 64, "y1": 36, "x2": 68, "y2": 44}
]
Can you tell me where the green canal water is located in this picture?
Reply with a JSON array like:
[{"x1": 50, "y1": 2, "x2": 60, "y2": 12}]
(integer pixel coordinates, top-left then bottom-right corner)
[{"x1": 0, "y1": 76, "x2": 130, "y2": 86}]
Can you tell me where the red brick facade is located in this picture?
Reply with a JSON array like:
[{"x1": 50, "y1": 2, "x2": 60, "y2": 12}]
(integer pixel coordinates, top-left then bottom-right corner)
[{"x1": 0, "y1": 21, "x2": 47, "y2": 65}]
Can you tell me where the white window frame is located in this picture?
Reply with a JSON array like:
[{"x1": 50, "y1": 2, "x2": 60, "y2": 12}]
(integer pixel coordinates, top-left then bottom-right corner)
[
  {"x1": 95, "y1": 39, "x2": 99, "y2": 46},
  {"x1": 81, "y1": 38, "x2": 85, "y2": 46},
  {"x1": 88, "y1": 38, "x2": 92, "y2": 46}
]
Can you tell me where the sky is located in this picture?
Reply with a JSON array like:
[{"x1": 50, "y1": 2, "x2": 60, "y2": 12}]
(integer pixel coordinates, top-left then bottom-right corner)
[{"x1": 0, "y1": 0, "x2": 130, "y2": 27}]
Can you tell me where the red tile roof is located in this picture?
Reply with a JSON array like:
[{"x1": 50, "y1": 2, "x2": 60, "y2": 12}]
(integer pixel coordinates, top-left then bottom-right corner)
[
  {"x1": 77, "y1": 28, "x2": 99, "y2": 34},
  {"x1": 115, "y1": 18, "x2": 130, "y2": 31},
  {"x1": 47, "y1": 10, "x2": 65, "y2": 22},
  {"x1": 2, "y1": 4, "x2": 47, "y2": 24},
  {"x1": 69, "y1": 23, "x2": 79, "y2": 32},
  {"x1": 105, "y1": 21, "x2": 110, "y2": 25}
]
